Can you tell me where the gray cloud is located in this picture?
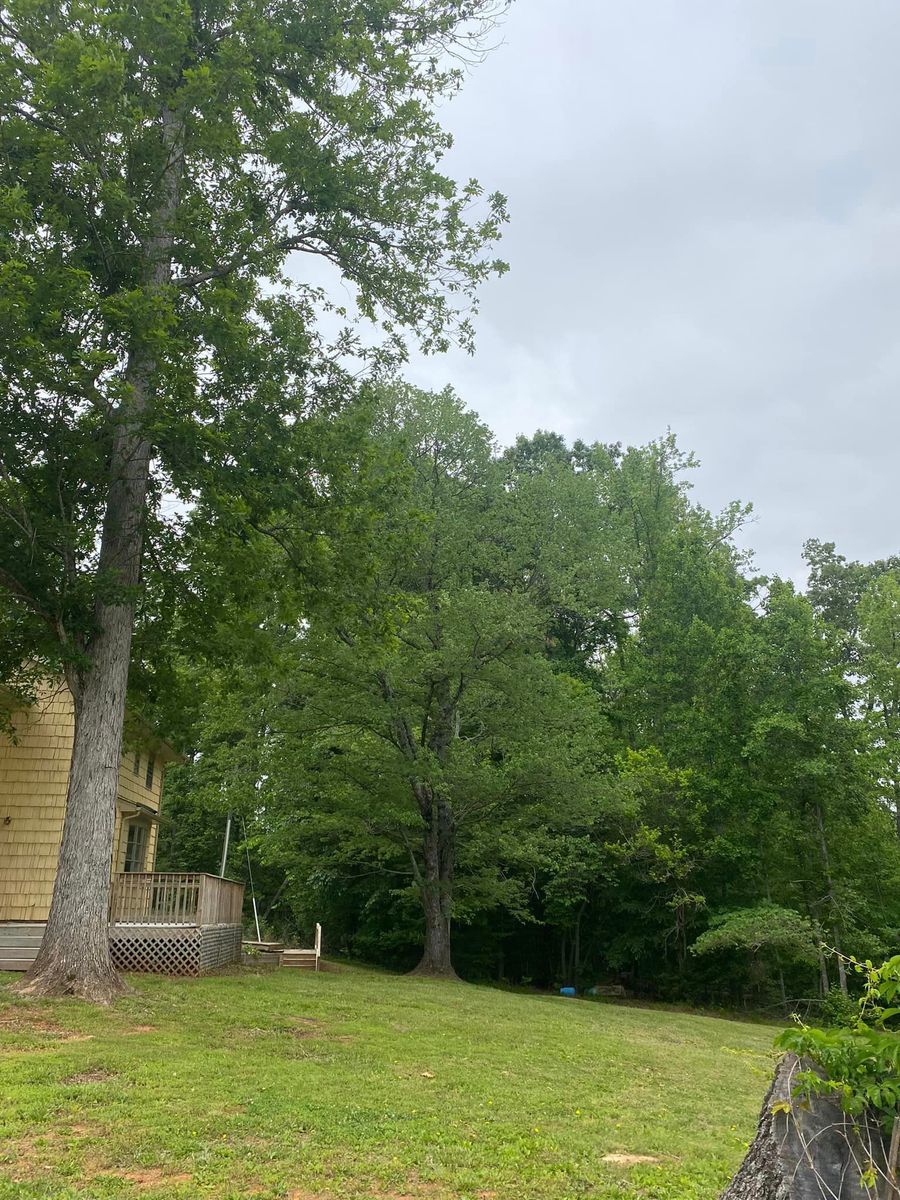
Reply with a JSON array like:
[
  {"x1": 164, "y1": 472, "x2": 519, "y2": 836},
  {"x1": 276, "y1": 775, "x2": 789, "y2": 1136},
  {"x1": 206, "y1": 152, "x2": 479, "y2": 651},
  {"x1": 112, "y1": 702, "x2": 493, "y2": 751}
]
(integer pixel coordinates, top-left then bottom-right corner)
[{"x1": 399, "y1": 0, "x2": 900, "y2": 580}]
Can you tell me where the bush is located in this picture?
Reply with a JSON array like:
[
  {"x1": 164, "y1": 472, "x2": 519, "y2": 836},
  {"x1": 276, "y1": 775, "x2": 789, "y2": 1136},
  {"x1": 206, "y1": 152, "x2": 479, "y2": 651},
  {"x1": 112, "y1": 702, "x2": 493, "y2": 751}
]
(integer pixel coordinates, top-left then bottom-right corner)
[{"x1": 820, "y1": 984, "x2": 858, "y2": 1028}]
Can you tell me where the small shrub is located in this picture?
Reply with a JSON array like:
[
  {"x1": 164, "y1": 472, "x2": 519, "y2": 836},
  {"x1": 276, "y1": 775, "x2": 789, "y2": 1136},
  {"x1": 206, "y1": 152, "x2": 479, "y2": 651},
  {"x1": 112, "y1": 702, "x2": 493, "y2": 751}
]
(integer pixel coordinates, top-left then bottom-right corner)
[{"x1": 820, "y1": 984, "x2": 858, "y2": 1028}]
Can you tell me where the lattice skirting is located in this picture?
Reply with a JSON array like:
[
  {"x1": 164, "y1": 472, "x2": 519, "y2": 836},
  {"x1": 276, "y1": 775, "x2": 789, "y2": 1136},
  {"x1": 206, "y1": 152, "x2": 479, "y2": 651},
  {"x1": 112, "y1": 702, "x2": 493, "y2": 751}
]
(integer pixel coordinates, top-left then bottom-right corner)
[
  {"x1": 200, "y1": 925, "x2": 242, "y2": 970},
  {"x1": 109, "y1": 924, "x2": 242, "y2": 976}
]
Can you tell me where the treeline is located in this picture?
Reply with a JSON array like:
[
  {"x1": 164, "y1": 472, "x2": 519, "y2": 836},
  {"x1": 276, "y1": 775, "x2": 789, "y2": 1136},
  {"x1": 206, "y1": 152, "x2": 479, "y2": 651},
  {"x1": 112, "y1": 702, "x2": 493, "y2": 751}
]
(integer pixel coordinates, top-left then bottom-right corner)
[{"x1": 159, "y1": 386, "x2": 900, "y2": 1009}]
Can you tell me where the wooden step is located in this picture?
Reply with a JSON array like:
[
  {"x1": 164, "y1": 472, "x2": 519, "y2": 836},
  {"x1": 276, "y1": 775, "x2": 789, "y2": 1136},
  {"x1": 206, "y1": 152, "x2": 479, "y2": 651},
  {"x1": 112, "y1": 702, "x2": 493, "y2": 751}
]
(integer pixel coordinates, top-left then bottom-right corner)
[
  {"x1": 0, "y1": 960, "x2": 38, "y2": 972},
  {"x1": 0, "y1": 924, "x2": 44, "y2": 970},
  {"x1": 0, "y1": 951, "x2": 39, "y2": 971},
  {"x1": 0, "y1": 926, "x2": 45, "y2": 954},
  {"x1": 280, "y1": 950, "x2": 319, "y2": 969}
]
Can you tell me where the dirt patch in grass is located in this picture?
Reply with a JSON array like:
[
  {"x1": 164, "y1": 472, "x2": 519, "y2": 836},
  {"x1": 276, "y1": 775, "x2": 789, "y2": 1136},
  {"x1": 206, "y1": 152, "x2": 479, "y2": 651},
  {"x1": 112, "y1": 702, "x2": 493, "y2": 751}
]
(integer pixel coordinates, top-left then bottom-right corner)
[
  {"x1": 283, "y1": 1017, "x2": 347, "y2": 1041},
  {"x1": 377, "y1": 1171, "x2": 446, "y2": 1199},
  {"x1": 63, "y1": 1068, "x2": 117, "y2": 1084},
  {"x1": 0, "y1": 1007, "x2": 60, "y2": 1033},
  {"x1": 0, "y1": 1132, "x2": 67, "y2": 1181},
  {"x1": 0, "y1": 1006, "x2": 93, "y2": 1043},
  {"x1": 2, "y1": 1133, "x2": 59, "y2": 1160},
  {"x1": 123, "y1": 1024, "x2": 157, "y2": 1035},
  {"x1": 601, "y1": 1153, "x2": 663, "y2": 1166},
  {"x1": 238, "y1": 1018, "x2": 353, "y2": 1045},
  {"x1": 96, "y1": 1167, "x2": 193, "y2": 1189},
  {"x1": 68, "y1": 1122, "x2": 106, "y2": 1138},
  {"x1": 235, "y1": 1134, "x2": 276, "y2": 1149},
  {"x1": 282, "y1": 1172, "x2": 443, "y2": 1200},
  {"x1": 288, "y1": 1029, "x2": 354, "y2": 1044}
]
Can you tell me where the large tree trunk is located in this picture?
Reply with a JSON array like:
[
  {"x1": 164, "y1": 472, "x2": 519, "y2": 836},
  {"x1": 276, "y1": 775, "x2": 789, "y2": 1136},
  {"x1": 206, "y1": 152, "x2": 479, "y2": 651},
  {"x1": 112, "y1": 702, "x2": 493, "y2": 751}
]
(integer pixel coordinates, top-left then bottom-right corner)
[
  {"x1": 17, "y1": 622, "x2": 136, "y2": 1000},
  {"x1": 16, "y1": 105, "x2": 184, "y2": 1002},
  {"x1": 722, "y1": 1054, "x2": 889, "y2": 1200},
  {"x1": 411, "y1": 789, "x2": 458, "y2": 979}
]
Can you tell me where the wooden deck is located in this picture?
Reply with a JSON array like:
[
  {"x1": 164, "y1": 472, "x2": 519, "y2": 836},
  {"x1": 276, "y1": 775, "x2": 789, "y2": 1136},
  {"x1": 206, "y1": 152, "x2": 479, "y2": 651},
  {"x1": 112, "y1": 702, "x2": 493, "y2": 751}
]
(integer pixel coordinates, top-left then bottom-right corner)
[
  {"x1": 0, "y1": 873, "x2": 245, "y2": 975},
  {"x1": 110, "y1": 872, "x2": 244, "y2": 927}
]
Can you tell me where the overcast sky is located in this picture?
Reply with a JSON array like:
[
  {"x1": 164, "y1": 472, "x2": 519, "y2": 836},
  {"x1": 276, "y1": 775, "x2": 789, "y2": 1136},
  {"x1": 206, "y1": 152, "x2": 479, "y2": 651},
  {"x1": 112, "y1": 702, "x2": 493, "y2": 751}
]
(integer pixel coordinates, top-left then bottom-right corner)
[{"x1": 399, "y1": 0, "x2": 900, "y2": 582}]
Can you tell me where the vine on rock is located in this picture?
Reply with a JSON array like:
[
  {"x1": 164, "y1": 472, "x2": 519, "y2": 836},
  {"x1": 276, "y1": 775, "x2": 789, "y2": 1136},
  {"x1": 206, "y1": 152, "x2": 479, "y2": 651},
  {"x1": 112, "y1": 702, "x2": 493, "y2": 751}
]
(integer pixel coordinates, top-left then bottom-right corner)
[{"x1": 776, "y1": 954, "x2": 900, "y2": 1193}]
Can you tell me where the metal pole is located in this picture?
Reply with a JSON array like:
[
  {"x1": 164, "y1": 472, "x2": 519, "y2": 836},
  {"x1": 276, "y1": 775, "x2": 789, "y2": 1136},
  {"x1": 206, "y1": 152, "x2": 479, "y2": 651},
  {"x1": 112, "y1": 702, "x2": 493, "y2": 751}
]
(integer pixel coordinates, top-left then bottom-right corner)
[
  {"x1": 252, "y1": 893, "x2": 262, "y2": 942},
  {"x1": 219, "y1": 811, "x2": 232, "y2": 877},
  {"x1": 240, "y1": 814, "x2": 262, "y2": 941}
]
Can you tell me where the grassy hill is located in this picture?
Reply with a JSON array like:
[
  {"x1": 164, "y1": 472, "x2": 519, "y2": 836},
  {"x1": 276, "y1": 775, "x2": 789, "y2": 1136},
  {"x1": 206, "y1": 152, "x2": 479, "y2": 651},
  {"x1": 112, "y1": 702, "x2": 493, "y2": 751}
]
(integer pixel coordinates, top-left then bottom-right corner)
[{"x1": 0, "y1": 965, "x2": 776, "y2": 1200}]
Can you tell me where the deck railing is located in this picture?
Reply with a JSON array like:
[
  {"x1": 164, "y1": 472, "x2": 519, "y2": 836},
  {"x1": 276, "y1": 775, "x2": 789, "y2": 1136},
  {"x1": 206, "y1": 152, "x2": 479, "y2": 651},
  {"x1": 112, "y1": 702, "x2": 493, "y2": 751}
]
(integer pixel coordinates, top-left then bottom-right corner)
[{"x1": 110, "y1": 873, "x2": 245, "y2": 927}]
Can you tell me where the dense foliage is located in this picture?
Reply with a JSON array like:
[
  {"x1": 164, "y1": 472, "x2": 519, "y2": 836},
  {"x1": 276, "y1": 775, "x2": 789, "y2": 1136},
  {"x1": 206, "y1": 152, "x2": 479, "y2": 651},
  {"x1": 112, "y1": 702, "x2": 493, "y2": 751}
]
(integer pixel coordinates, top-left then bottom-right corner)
[
  {"x1": 0, "y1": 0, "x2": 508, "y2": 997},
  {"x1": 2, "y1": 0, "x2": 896, "y2": 1008},
  {"x1": 158, "y1": 386, "x2": 900, "y2": 1002}
]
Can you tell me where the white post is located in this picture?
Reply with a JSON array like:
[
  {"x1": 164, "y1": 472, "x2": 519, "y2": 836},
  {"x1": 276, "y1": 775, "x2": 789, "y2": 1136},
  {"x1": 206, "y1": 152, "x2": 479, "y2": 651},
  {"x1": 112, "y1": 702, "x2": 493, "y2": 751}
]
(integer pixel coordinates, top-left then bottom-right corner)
[
  {"x1": 315, "y1": 922, "x2": 322, "y2": 971},
  {"x1": 219, "y1": 811, "x2": 232, "y2": 877}
]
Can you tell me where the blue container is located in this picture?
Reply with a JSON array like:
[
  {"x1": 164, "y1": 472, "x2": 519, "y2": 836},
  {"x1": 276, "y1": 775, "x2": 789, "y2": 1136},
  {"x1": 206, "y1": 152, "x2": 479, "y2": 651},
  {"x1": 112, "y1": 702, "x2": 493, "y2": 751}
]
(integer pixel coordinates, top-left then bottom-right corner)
[{"x1": 559, "y1": 986, "x2": 577, "y2": 998}]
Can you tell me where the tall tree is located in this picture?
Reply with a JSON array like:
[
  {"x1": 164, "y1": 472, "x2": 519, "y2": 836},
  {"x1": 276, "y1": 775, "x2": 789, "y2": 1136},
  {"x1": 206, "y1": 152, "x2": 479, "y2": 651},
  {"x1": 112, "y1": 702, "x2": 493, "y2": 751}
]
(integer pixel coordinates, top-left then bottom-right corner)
[
  {"x1": 169, "y1": 390, "x2": 617, "y2": 977},
  {"x1": 271, "y1": 388, "x2": 609, "y2": 976},
  {"x1": 858, "y1": 575, "x2": 900, "y2": 837},
  {"x1": 0, "y1": 0, "x2": 508, "y2": 999}
]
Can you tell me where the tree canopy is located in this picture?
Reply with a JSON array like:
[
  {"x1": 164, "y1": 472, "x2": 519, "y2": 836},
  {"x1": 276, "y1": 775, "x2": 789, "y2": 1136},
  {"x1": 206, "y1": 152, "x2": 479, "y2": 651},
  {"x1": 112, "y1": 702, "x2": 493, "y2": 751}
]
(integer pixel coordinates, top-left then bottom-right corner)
[
  {"x1": 0, "y1": 0, "x2": 508, "y2": 998},
  {"x1": 160, "y1": 387, "x2": 900, "y2": 1002}
]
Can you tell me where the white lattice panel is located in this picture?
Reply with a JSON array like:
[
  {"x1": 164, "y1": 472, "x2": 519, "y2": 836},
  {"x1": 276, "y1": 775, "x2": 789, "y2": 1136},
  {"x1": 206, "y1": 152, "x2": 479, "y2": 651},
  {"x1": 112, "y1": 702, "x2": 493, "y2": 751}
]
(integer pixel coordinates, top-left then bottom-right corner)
[{"x1": 109, "y1": 926, "x2": 202, "y2": 975}]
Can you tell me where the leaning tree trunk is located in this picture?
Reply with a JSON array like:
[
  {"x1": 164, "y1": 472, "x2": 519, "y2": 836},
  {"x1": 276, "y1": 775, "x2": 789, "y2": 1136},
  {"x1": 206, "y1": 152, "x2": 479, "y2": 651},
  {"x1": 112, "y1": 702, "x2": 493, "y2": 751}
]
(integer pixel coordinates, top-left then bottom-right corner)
[
  {"x1": 16, "y1": 105, "x2": 184, "y2": 1003},
  {"x1": 722, "y1": 1054, "x2": 890, "y2": 1200},
  {"x1": 411, "y1": 788, "x2": 458, "y2": 979}
]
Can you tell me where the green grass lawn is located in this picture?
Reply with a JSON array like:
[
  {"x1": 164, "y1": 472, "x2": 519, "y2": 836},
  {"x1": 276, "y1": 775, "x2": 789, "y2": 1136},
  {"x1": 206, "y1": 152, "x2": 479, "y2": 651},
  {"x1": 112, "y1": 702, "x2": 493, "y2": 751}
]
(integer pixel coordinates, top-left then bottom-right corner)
[{"x1": 0, "y1": 964, "x2": 776, "y2": 1200}]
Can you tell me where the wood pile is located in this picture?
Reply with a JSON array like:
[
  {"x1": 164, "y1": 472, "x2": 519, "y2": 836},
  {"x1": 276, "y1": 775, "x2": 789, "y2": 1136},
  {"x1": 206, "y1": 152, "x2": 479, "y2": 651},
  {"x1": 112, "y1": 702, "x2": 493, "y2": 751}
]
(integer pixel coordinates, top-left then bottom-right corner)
[{"x1": 242, "y1": 940, "x2": 284, "y2": 965}]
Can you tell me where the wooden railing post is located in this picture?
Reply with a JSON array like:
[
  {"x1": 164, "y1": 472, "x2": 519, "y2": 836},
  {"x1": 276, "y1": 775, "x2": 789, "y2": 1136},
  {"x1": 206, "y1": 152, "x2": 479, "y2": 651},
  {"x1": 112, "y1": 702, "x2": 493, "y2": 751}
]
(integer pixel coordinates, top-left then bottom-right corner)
[{"x1": 197, "y1": 875, "x2": 209, "y2": 926}]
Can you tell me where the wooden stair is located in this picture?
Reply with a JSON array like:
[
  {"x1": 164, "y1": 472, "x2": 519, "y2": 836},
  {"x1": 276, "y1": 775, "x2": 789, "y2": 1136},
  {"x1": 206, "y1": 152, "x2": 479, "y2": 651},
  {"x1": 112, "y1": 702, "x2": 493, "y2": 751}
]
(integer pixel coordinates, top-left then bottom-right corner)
[
  {"x1": 280, "y1": 924, "x2": 322, "y2": 971},
  {"x1": 280, "y1": 949, "x2": 319, "y2": 970},
  {"x1": 0, "y1": 923, "x2": 46, "y2": 972}
]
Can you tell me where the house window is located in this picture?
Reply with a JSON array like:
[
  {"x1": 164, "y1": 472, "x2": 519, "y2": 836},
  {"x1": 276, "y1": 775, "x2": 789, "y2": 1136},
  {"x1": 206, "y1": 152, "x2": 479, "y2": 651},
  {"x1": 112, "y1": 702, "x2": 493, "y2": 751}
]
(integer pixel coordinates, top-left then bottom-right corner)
[
  {"x1": 123, "y1": 822, "x2": 148, "y2": 873},
  {"x1": 132, "y1": 750, "x2": 140, "y2": 776},
  {"x1": 145, "y1": 753, "x2": 155, "y2": 790}
]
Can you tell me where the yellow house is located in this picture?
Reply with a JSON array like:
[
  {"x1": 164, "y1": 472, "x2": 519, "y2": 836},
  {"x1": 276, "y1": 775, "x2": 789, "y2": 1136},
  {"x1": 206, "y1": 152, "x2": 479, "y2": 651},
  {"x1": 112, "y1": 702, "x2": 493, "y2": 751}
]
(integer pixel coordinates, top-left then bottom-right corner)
[{"x1": 0, "y1": 678, "x2": 244, "y2": 974}]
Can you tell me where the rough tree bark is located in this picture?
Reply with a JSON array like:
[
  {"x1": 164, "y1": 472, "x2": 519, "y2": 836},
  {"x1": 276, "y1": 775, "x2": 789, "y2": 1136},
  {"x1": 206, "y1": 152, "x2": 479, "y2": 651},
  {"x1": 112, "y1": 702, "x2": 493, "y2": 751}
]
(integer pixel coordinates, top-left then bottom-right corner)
[
  {"x1": 16, "y1": 104, "x2": 184, "y2": 1002},
  {"x1": 410, "y1": 784, "x2": 458, "y2": 979},
  {"x1": 380, "y1": 664, "x2": 462, "y2": 980},
  {"x1": 722, "y1": 1054, "x2": 889, "y2": 1200},
  {"x1": 410, "y1": 672, "x2": 461, "y2": 979}
]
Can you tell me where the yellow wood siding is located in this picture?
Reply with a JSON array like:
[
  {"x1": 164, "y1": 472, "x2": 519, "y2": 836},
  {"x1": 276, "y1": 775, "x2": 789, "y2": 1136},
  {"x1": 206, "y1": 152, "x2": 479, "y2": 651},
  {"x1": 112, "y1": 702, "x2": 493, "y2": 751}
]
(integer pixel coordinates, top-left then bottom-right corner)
[
  {"x1": 0, "y1": 683, "x2": 73, "y2": 921},
  {"x1": 117, "y1": 746, "x2": 163, "y2": 815},
  {"x1": 146, "y1": 821, "x2": 159, "y2": 871},
  {"x1": 0, "y1": 679, "x2": 170, "y2": 921}
]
